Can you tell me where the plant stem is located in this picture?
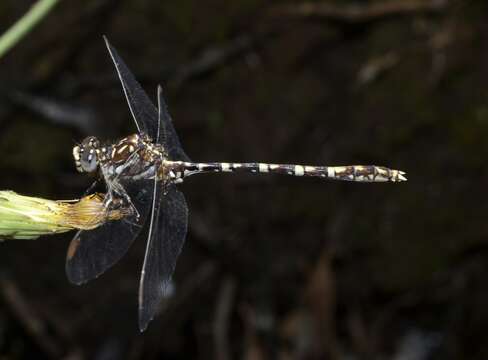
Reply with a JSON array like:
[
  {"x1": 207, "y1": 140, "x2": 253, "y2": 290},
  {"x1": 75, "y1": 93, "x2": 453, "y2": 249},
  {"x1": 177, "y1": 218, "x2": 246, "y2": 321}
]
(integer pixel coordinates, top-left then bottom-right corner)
[
  {"x1": 0, "y1": 0, "x2": 60, "y2": 60},
  {"x1": 0, "y1": 191, "x2": 130, "y2": 240}
]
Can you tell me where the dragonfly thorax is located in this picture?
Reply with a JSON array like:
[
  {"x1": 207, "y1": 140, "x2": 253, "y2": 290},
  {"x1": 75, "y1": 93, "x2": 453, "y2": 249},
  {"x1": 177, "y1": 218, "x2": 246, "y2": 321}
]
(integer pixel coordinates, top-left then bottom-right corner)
[{"x1": 112, "y1": 133, "x2": 163, "y2": 166}]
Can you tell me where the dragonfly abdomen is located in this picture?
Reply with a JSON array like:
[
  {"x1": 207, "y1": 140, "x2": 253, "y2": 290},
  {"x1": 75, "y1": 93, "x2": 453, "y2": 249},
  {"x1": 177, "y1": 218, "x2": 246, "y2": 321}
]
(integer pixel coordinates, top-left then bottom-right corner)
[{"x1": 165, "y1": 161, "x2": 406, "y2": 183}]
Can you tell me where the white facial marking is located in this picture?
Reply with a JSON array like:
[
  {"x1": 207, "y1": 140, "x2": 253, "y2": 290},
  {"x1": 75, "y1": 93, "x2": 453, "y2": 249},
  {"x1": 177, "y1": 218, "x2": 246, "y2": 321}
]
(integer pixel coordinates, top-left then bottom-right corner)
[
  {"x1": 294, "y1": 165, "x2": 304, "y2": 176},
  {"x1": 259, "y1": 163, "x2": 269, "y2": 173},
  {"x1": 73, "y1": 147, "x2": 80, "y2": 161}
]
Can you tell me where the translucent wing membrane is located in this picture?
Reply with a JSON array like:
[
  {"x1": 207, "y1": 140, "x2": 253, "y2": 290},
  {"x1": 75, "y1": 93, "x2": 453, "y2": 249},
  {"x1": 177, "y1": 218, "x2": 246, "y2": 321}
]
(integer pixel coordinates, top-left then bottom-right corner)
[
  {"x1": 138, "y1": 183, "x2": 188, "y2": 332},
  {"x1": 104, "y1": 36, "x2": 190, "y2": 162},
  {"x1": 156, "y1": 85, "x2": 190, "y2": 161},
  {"x1": 103, "y1": 36, "x2": 157, "y2": 139},
  {"x1": 66, "y1": 179, "x2": 154, "y2": 284}
]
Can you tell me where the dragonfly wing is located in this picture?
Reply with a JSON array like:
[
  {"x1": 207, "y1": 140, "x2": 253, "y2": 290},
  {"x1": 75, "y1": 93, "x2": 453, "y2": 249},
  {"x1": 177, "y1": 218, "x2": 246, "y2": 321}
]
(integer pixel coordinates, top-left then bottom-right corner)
[
  {"x1": 104, "y1": 37, "x2": 190, "y2": 161},
  {"x1": 65, "y1": 179, "x2": 153, "y2": 284},
  {"x1": 157, "y1": 85, "x2": 191, "y2": 161},
  {"x1": 138, "y1": 183, "x2": 188, "y2": 332},
  {"x1": 104, "y1": 36, "x2": 158, "y2": 140}
]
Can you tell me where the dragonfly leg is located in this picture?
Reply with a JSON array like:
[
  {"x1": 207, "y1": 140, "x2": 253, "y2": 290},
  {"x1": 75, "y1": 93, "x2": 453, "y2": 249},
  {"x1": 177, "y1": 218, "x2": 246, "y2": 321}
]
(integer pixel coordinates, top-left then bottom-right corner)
[
  {"x1": 124, "y1": 193, "x2": 141, "y2": 220},
  {"x1": 111, "y1": 181, "x2": 141, "y2": 221},
  {"x1": 82, "y1": 179, "x2": 99, "y2": 197},
  {"x1": 99, "y1": 150, "x2": 145, "y2": 219}
]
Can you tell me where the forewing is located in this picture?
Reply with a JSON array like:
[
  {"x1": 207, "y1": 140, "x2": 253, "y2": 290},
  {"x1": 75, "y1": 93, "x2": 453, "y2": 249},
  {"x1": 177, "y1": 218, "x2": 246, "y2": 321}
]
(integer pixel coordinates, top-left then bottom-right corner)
[
  {"x1": 104, "y1": 36, "x2": 158, "y2": 140},
  {"x1": 104, "y1": 36, "x2": 190, "y2": 161},
  {"x1": 138, "y1": 184, "x2": 188, "y2": 332},
  {"x1": 66, "y1": 179, "x2": 153, "y2": 284}
]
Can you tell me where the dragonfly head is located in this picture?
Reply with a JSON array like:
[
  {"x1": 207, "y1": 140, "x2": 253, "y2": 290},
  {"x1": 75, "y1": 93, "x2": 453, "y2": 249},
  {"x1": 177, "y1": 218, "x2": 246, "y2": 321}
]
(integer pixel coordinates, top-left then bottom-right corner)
[{"x1": 73, "y1": 136, "x2": 100, "y2": 173}]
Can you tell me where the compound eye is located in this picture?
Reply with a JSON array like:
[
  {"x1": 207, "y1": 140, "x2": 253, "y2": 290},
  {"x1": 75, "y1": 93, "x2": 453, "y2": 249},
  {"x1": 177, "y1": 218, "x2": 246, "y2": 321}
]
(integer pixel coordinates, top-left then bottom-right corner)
[
  {"x1": 89, "y1": 138, "x2": 100, "y2": 148},
  {"x1": 80, "y1": 149, "x2": 98, "y2": 172}
]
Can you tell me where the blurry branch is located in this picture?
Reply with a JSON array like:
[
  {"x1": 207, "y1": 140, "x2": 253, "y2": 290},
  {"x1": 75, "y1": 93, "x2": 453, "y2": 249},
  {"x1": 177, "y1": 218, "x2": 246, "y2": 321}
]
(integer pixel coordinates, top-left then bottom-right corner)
[
  {"x1": 240, "y1": 305, "x2": 266, "y2": 360},
  {"x1": 0, "y1": 277, "x2": 65, "y2": 359},
  {"x1": 214, "y1": 277, "x2": 237, "y2": 360},
  {"x1": 77, "y1": 34, "x2": 261, "y2": 92},
  {"x1": 304, "y1": 250, "x2": 339, "y2": 359},
  {"x1": 9, "y1": 91, "x2": 99, "y2": 134},
  {"x1": 0, "y1": 0, "x2": 121, "y2": 135},
  {"x1": 356, "y1": 17, "x2": 456, "y2": 88},
  {"x1": 6, "y1": 33, "x2": 259, "y2": 133},
  {"x1": 271, "y1": 0, "x2": 448, "y2": 24},
  {"x1": 165, "y1": 35, "x2": 260, "y2": 91},
  {"x1": 0, "y1": 0, "x2": 60, "y2": 60},
  {"x1": 278, "y1": 207, "x2": 354, "y2": 359},
  {"x1": 356, "y1": 51, "x2": 400, "y2": 86},
  {"x1": 171, "y1": 35, "x2": 254, "y2": 87},
  {"x1": 392, "y1": 329, "x2": 441, "y2": 360},
  {"x1": 33, "y1": 0, "x2": 121, "y2": 86},
  {"x1": 346, "y1": 308, "x2": 376, "y2": 357}
]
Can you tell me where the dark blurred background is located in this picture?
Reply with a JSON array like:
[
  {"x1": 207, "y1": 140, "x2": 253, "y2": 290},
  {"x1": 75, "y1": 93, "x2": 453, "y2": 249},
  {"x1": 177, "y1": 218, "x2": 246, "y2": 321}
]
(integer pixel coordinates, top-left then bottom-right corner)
[{"x1": 0, "y1": 0, "x2": 487, "y2": 359}]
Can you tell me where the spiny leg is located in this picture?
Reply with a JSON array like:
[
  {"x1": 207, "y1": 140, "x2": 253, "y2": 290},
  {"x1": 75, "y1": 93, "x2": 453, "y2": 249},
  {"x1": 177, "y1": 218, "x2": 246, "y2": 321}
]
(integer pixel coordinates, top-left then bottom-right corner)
[{"x1": 101, "y1": 150, "x2": 149, "y2": 220}]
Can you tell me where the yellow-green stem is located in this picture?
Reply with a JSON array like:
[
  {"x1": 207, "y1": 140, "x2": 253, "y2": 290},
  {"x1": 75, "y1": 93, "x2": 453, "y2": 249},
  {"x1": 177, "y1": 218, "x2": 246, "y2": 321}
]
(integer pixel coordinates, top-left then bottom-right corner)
[
  {"x1": 0, "y1": 0, "x2": 60, "y2": 60},
  {"x1": 0, "y1": 191, "x2": 129, "y2": 240}
]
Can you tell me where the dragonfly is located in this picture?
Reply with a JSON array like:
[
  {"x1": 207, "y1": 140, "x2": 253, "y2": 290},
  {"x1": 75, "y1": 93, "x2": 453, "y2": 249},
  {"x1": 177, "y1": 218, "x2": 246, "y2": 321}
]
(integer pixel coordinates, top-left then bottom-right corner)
[{"x1": 66, "y1": 36, "x2": 407, "y2": 332}]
